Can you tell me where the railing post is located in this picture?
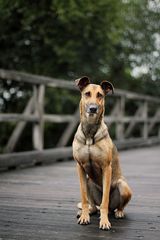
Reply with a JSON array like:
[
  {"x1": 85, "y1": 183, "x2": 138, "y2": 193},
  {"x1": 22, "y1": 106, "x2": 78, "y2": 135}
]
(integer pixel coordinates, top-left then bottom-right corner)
[
  {"x1": 32, "y1": 85, "x2": 45, "y2": 150},
  {"x1": 158, "y1": 125, "x2": 160, "y2": 139},
  {"x1": 116, "y1": 96, "x2": 125, "y2": 141},
  {"x1": 142, "y1": 101, "x2": 148, "y2": 140},
  {"x1": 4, "y1": 96, "x2": 34, "y2": 153},
  {"x1": 57, "y1": 108, "x2": 79, "y2": 147}
]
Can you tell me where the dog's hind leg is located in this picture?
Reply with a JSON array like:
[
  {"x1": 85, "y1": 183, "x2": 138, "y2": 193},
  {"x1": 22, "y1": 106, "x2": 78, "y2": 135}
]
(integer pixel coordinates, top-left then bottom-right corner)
[
  {"x1": 109, "y1": 186, "x2": 120, "y2": 214},
  {"x1": 77, "y1": 178, "x2": 102, "y2": 218},
  {"x1": 109, "y1": 178, "x2": 132, "y2": 219},
  {"x1": 87, "y1": 178, "x2": 102, "y2": 214}
]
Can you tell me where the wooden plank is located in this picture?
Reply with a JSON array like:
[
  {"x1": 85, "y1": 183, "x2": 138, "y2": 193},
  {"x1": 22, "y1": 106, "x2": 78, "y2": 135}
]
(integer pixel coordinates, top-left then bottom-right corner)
[
  {"x1": 0, "y1": 68, "x2": 75, "y2": 90},
  {"x1": 1, "y1": 138, "x2": 160, "y2": 169},
  {"x1": 0, "y1": 114, "x2": 74, "y2": 123},
  {"x1": 38, "y1": 85, "x2": 45, "y2": 149},
  {"x1": 105, "y1": 116, "x2": 160, "y2": 123},
  {"x1": 44, "y1": 114, "x2": 73, "y2": 123},
  {"x1": 1, "y1": 68, "x2": 160, "y2": 103},
  {"x1": 115, "y1": 88, "x2": 160, "y2": 103},
  {"x1": 0, "y1": 113, "x2": 160, "y2": 123},
  {"x1": 159, "y1": 127, "x2": 160, "y2": 138},
  {"x1": 114, "y1": 137, "x2": 160, "y2": 149},
  {"x1": 32, "y1": 85, "x2": 45, "y2": 150},
  {"x1": 57, "y1": 108, "x2": 79, "y2": 147},
  {"x1": 0, "y1": 113, "x2": 38, "y2": 122},
  {"x1": 106, "y1": 100, "x2": 120, "y2": 127},
  {"x1": 148, "y1": 108, "x2": 160, "y2": 134},
  {"x1": 4, "y1": 96, "x2": 34, "y2": 153},
  {"x1": 142, "y1": 101, "x2": 148, "y2": 139},
  {"x1": 115, "y1": 96, "x2": 125, "y2": 140},
  {"x1": 0, "y1": 147, "x2": 72, "y2": 168},
  {"x1": 32, "y1": 85, "x2": 40, "y2": 150},
  {"x1": 4, "y1": 113, "x2": 160, "y2": 124},
  {"x1": 125, "y1": 103, "x2": 144, "y2": 138}
]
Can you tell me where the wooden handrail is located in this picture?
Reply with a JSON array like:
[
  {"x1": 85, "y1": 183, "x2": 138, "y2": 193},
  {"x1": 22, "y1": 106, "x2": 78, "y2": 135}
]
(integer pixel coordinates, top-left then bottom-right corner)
[
  {"x1": 0, "y1": 68, "x2": 75, "y2": 90},
  {"x1": 0, "y1": 68, "x2": 160, "y2": 103},
  {"x1": 0, "y1": 113, "x2": 160, "y2": 124},
  {"x1": 0, "y1": 68, "x2": 160, "y2": 170}
]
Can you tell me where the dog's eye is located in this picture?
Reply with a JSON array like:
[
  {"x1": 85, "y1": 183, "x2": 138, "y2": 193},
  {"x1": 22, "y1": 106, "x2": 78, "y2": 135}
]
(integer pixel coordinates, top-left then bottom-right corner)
[
  {"x1": 85, "y1": 91, "x2": 91, "y2": 97},
  {"x1": 97, "y1": 92, "x2": 103, "y2": 98}
]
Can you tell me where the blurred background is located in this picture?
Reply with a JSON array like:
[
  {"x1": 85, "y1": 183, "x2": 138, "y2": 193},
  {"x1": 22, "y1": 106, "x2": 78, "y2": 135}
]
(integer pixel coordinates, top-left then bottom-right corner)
[{"x1": 0, "y1": 0, "x2": 160, "y2": 153}]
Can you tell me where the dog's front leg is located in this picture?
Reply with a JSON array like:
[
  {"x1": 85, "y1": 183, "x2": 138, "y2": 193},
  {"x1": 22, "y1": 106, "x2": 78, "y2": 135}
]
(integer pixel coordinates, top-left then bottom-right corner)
[
  {"x1": 100, "y1": 164, "x2": 112, "y2": 230},
  {"x1": 77, "y1": 163, "x2": 90, "y2": 225}
]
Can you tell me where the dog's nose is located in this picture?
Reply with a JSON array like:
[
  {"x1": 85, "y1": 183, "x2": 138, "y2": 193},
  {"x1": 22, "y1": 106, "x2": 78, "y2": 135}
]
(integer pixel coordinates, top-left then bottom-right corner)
[
  {"x1": 88, "y1": 104, "x2": 98, "y2": 113},
  {"x1": 89, "y1": 107, "x2": 97, "y2": 113}
]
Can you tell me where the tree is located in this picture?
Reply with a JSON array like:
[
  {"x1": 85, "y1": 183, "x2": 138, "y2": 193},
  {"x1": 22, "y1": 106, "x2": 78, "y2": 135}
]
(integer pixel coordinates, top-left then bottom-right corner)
[
  {"x1": 0, "y1": 0, "x2": 160, "y2": 152},
  {"x1": 107, "y1": 0, "x2": 160, "y2": 93},
  {"x1": 0, "y1": 0, "x2": 125, "y2": 78}
]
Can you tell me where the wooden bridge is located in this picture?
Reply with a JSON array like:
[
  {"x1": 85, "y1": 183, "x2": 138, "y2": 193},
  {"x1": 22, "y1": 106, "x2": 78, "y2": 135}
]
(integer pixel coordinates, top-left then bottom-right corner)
[
  {"x1": 0, "y1": 146, "x2": 160, "y2": 240},
  {"x1": 0, "y1": 69, "x2": 160, "y2": 239}
]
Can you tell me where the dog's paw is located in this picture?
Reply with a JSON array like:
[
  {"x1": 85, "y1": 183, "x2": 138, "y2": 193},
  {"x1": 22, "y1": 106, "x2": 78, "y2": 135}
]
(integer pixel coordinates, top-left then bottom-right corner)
[
  {"x1": 78, "y1": 212, "x2": 90, "y2": 225},
  {"x1": 115, "y1": 209, "x2": 125, "y2": 219},
  {"x1": 99, "y1": 217, "x2": 111, "y2": 230}
]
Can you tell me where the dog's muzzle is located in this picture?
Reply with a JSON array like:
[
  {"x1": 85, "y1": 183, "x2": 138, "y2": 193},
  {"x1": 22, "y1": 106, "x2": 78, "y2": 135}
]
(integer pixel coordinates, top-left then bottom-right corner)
[{"x1": 86, "y1": 104, "x2": 99, "y2": 114}]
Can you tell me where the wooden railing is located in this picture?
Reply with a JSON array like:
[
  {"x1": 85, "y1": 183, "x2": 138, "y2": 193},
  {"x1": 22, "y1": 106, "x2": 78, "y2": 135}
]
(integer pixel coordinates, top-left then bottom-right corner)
[{"x1": 0, "y1": 69, "x2": 160, "y2": 169}]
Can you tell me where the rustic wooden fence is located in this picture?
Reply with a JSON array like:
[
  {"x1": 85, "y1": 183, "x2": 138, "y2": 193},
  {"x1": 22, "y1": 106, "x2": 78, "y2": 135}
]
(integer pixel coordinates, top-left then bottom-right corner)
[{"x1": 0, "y1": 69, "x2": 160, "y2": 169}]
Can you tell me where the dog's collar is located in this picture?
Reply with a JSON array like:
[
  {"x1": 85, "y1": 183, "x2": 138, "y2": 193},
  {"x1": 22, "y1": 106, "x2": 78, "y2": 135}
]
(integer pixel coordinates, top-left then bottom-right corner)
[{"x1": 75, "y1": 123, "x2": 109, "y2": 146}]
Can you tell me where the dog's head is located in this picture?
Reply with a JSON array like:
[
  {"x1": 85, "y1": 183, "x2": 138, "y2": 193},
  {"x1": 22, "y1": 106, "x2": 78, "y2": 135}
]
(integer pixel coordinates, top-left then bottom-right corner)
[{"x1": 75, "y1": 76, "x2": 114, "y2": 123}]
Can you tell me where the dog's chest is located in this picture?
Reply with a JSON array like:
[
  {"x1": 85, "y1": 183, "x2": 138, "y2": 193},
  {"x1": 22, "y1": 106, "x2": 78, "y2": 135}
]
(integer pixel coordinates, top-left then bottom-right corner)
[
  {"x1": 77, "y1": 143, "x2": 101, "y2": 162},
  {"x1": 76, "y1": 142, "x2": 108, "y2": 180}
]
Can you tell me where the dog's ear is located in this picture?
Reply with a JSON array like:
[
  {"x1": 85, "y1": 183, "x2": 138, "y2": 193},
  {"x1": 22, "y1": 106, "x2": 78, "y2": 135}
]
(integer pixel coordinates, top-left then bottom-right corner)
[
  {"x1": 75, "y1": 76, "x2": 90, "y2": 91},
  {"x1": 100, "y1": 81, "x2": 114, "y2": 95}
]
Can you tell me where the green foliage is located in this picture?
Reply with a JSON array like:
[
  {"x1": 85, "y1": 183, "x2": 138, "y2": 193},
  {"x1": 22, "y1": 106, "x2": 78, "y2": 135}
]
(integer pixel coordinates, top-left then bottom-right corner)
[
  {"x1": 0, "y1": 0, "x2": 124, "y2": 79},
  {"x1": 45, "y1": 88, "x2": 79, "y2": 114},
  {"x1": 0, "y1": 0, "x2": 160, "y2": 151},
  {"x1": 0, "y1": 0, "x2": 159, "y2": 84}
]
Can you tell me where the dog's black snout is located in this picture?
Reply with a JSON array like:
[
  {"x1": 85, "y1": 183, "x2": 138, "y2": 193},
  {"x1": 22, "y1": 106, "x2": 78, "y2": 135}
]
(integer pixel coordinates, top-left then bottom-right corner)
[
  {"x1": 89, "y1": 106, "x2": 97, "y2": 113},
  {"x1": 87, "y1": 104, "x2": 98, "y2": 114}
]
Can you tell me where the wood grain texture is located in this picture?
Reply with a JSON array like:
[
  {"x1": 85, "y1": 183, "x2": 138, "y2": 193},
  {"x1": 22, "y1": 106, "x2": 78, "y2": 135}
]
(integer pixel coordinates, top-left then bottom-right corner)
[{"x1": 0, "y1": 146, "x2": 160, "y2": 240}]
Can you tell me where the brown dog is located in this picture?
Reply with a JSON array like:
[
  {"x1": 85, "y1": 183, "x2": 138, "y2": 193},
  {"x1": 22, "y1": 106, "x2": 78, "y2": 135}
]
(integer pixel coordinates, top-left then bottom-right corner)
[{"x1": 72, "y1": 77, "x2": 132, "y2": 230}]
